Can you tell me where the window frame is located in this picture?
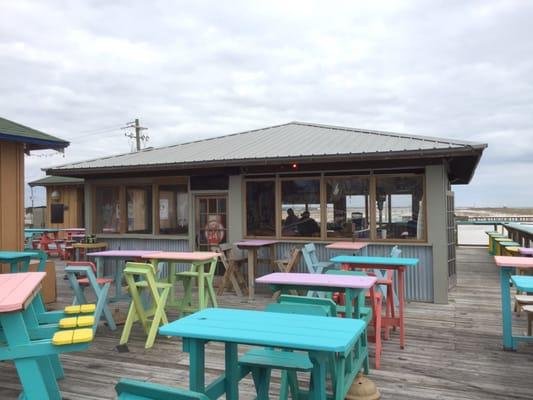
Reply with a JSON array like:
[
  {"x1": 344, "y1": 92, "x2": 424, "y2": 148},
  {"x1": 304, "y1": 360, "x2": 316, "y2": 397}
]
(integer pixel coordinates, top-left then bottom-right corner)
[
  {"x1": 242, "y1": 172, "x2": 427, "y2": 243},
  {"x1": 92, "y1": 177, "x2": 190, "y2": 237},
  {"x1": 243, "y1": 178, "x2": 277, "y2": 239}
]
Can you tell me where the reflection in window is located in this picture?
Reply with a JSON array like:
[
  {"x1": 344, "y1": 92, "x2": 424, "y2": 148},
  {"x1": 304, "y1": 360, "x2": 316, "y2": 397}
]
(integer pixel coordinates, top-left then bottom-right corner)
[
  {"x1": 127, "y1": 186, "x2": 152, "y2": 234},
  {"x1": 95, "y1": 187, "x2": 121, "y2": 233},
  {"x1": 281, "y1": 179, "x2": 321, "y2": 237},
  {"x1": 375, "y1": 176, "x2": 424, "y2": 240},
  {"x1": 246, "y1": 181, "x2": 275, "y2": 236},
  {"x1": 158, "y1": 185, "x2": 188, "y2": 234},
  {"x1": 197, "y1": 197, "x2": 227, "y2": 251},
  {"x1": 326, "y1": 177, "x2": 370, "y2": 239}
]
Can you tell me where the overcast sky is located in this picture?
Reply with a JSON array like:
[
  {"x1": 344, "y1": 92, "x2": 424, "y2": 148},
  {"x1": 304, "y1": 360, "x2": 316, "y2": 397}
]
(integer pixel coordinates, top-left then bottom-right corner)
[{"x1": 1, "y1": 0, "x2": 532, "y2": 207}]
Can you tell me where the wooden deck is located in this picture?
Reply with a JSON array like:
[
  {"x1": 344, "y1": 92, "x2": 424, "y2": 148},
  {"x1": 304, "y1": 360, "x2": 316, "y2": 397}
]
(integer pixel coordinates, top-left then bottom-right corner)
[{"x1": 1, "y1": 247, "x2": 533, "y2": 399}]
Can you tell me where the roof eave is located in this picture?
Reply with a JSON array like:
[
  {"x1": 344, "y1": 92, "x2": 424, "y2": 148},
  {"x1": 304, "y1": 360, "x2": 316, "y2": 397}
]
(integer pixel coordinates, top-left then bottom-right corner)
[
  {"x1": 46, "y1": 146, "x2": 486, "y2": 177},
  {"x1": 0, "y1": 133, "x2": 70, "y2": 151}
]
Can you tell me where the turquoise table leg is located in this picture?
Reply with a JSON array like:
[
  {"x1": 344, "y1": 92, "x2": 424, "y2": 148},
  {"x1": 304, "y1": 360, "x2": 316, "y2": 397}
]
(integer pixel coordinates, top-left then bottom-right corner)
[
  {"x1": 308, "y1": 351, "x2": 328, "y2": 400},
  {"x1": 225, "y1": 342, "x2": 239, "y2": 400},
  {"x1": 95, "y1": 256, "x2": 104, "y2": 278},
  {"x1": 334, "y1": 356, "x2": 346, "y2": 400},
  {"x1": 184, "y1": 338, "x2": 206, "y2": 392},
  {"x1": 0, "y1": 312, "x2": 61, "y2": 400},
  {"x1": 500, "y1": 266, "x2": 515, "y2": 350}
]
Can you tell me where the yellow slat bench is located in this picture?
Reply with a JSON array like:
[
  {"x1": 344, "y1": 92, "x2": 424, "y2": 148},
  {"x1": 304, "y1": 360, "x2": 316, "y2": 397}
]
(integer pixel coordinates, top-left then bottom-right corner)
[
  {"x1": 52, "y1": 328, "x2": 94, "y2": 346},
  {"x1": 59, "y1": 315, "x2": 95, "y2": 329},
  {"x1": 64, "y1": 304, "x2": 96, "y2": 315}
]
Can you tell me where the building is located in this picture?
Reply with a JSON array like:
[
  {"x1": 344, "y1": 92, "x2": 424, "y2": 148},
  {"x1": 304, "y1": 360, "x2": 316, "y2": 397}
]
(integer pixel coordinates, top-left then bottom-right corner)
[
  {"x1": 0, "y1": 116, "x2": 69, "y2": 250},
  {"x1": 46, "y1": 122, "x2": 486, "y2": 303},
  {"x1": 28, "y1": 176, "x2": 85, "y2": 229}
]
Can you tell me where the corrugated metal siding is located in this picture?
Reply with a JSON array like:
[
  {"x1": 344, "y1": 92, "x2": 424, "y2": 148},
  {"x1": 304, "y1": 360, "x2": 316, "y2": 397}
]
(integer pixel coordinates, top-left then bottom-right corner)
[
  {"x1": 257, "y1": 242, "x2": 434, "y2": 303},
  {"x1": 102, "y1": 239, "x2": 434, "y2": 302}
]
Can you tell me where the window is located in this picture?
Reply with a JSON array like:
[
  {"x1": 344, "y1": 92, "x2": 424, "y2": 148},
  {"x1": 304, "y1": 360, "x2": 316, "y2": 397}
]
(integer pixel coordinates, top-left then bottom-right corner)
[
  {"x1": 197, "y1": 197, "x2": 227, "y2": 251},
  {"x1": 50, "y1": 204, "x2": 64, "y2": 224},
  {"x1": 281, "y1": 178, "x2": 321, "y2": 237},
  {"x1": 127, "y1": 186, "x2": 152, "y2": 233},
  {"x1": 158, "y1": 184, "x2": 189, "y2": 234},
  {"x1": 326, "y1": 177, "x2": 370, "y2": 239},
  {"x1": 246, "y1": 180, "x2": 276, "y2": 236},
  {"x1": 375, "y1": 176, "x2": 424, "y2": 240},
  {"x1": 95, "y1": 187, "x2": 120, "y2": 233}
]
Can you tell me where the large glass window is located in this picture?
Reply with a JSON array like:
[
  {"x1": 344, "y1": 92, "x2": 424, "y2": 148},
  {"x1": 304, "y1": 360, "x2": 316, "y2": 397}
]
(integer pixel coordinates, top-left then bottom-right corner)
[
  {"x1": 281, "y1": 179, "x2": 321, "y2": 237},
  {"x1": 158, "y1": 184, "x2": 189, "y2": 234},
  {"x1": 95, "y1": 187, "x2": 121, "y2": 233},
  {"x1": 326, "y1": 177, "x2": 370, "y2": 239},
  {"x1": 126, "y1": 186, "x2": 152, "y2": 233},
  {"x1": 246, "y1": 180, "x2": 276, "y2": 236},
  {"x1": 375, "y1": 176, "x2": 425, "y2": 240}
]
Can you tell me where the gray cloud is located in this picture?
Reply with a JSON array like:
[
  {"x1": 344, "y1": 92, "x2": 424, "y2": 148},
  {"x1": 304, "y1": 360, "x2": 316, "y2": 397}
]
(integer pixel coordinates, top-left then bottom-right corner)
[{"x1": 1, "y1": 0, "x2": 532, "y2": 207}]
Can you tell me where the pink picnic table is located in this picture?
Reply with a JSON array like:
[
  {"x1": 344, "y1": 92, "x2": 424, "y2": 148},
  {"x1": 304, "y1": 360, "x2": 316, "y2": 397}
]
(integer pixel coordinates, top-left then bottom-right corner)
[
  {"x1": 0, "y1": 272, "x2": 46, "y2": 312},
  {"x1": 495, "y1": 256, "x2": 533, "y2": 350},
  {"x1": 326, "y1": 242, "x2": 369, "y2": 253},
  {"x1": 141, "y1": 251, "x2": 220, "y2": 308},
  {"x1": 235, "y1": 240, "x2": 279, "y2": 300},
  {"x1": 257, "y1": 272, "x2": 377, "y2": 319},
  {"x1": 519, "y1": 248, "x2": 533, "y2": 256},
  {"x1": 87, "y1": 250, "x2": 160, "y2": 302}
]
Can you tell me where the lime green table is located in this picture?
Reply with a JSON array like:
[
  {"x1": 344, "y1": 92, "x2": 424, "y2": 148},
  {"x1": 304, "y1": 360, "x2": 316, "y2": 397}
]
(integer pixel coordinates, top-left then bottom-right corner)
[{"x1": 142, "y1": 252, "x2": 219, "y2": 312}]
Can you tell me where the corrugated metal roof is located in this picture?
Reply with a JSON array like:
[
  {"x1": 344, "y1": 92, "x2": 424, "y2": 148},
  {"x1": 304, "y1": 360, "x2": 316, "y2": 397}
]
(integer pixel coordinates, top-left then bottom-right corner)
[
  {"x1": 28, "y1": 176, "x2": 84, "y2": 187},
  {"x1": 0, "y1": 117, "x2": 69, "y2": 151},
  {"x1": 48, "y1": 121, "x2": 486, "y2": 171}
]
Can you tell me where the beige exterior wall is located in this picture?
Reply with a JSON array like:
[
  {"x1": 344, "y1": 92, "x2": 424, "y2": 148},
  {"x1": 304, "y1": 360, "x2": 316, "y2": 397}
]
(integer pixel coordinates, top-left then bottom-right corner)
[
  {"x1": 425, "y1": 164, "x2": 449, "y2": 304},
  {"x1": 0, "y1": 141, "x2": 25, "y2": 251},
  {"x1": 46, "y1": 185, "x2": 84, "y2": 229},
  {"x1": 227, "y1": 175, "x2": 243, "y2": 243}
]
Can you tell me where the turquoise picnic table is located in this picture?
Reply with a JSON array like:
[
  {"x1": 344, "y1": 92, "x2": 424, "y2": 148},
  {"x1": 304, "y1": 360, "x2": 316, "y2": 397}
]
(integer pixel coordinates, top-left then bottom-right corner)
[
  {"x1": 0, "y1": 250, "x2": 46, "y2": 273},
  {"x1": 0, "y1": 272, "x2": 94, "y2": 400},
  {"x1": 87, "y1": 250, "x2": 159, "y2": 302},
  {"x1": 330, "y1": 255, "x2": 419, "y2": 349},
  {"x1": 159, "y1": 308, "x2": 366, "y2": 400},
  {"x1": 495, "y1": 255, "x2": 533, "y2": 350}
]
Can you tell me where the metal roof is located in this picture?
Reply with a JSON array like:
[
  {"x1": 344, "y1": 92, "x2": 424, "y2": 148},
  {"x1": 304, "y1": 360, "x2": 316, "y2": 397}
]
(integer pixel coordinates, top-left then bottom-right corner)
[
  {"x1": 0, "y1": 117, "x2": 69, "y2": 151},
  {"x1": 28, "y1": 176, "x2": 84, "y2": 187},
  {"x1": 47, "y1": 121, "x2": 486, "y2": 174}
]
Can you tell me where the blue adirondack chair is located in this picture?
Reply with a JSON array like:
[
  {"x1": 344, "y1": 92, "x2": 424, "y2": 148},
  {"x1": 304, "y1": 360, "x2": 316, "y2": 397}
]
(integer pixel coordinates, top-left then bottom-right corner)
[{"x1": 301, "y1": 243, "x2": 334, "y2": 297}]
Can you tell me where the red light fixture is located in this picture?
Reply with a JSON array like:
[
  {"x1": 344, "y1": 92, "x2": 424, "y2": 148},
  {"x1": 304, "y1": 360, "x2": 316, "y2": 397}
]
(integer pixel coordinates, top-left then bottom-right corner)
[{"x1": 291, "y1": 163, "x2": 298, "y2": 170}]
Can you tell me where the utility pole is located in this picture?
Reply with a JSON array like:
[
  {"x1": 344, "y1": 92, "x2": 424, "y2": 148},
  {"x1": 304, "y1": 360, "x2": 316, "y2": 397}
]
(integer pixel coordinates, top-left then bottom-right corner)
[{"x1": 122, "y1": 119, "x2": 149, "y2": 151}]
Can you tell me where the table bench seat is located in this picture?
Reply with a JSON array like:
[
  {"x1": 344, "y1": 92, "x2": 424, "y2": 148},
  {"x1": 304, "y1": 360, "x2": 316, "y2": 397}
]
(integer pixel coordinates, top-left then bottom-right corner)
[
  {"x1": 59, "y1": 315, "x2": 95, "y2": 329},
  {"x1": 239, "y1": 348, "x2": 313, "y2": 371},
  {"x1": 116, "y1": 378, "x2": 209, "y2": 400},
  {"x1": 52, "y1": 328, "x2": 94, "y2": 346}
]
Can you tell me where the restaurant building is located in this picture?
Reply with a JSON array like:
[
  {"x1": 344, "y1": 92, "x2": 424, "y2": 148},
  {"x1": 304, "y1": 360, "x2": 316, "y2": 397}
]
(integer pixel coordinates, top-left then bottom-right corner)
[
  {"x1": 46, "y1": 122, "x2": 486, "y2": 303},
  {"x1": 0, "y1": 117, "x2": 69, "y2": 250}
]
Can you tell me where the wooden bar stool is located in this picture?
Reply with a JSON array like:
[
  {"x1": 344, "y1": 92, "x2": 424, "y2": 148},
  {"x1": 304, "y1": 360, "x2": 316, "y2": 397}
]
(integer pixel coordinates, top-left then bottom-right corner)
[
  {"x1": 177, "y1": 257, "x2": 218, "y2": 315},
  {"x1": 119, "y1": 262, "x2": 171, "y2": 349}
]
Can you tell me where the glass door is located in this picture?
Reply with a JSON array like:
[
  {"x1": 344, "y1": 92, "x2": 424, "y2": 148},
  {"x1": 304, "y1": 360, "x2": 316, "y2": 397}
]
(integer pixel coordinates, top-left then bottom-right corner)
[{"x1": 195, "y1": 195, "x2": 228, "y2": 251}]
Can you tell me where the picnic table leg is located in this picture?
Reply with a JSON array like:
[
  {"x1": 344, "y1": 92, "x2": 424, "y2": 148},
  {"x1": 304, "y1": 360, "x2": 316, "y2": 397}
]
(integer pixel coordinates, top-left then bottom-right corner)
[
  {"x1": 184, "y1": 338, "x2": 206, "y2": 393},
  {"x1": 333, "y1": 356, "x2": 346, "y2": 400},
  {"x1": 0, "y1": 312, "x2": 61, "y2": 400},
  {"x1": 308, "y1": 352, "x2": 328, "y2": 400},
  {"x1": 248, "y1": 249, "x2": 257, "y2": 300},
  {"x1": 501, "y1": 266, "x2": 515, "y2": 350},
  {"x1": 225, "y1": 342, "x2": 239, "y2": 400},
  {"x1": 398, "y1": 267, "x2": 406, "y2": 349},
  {"x1": 198, "y1": 262, "x2": 206, "y2": 310}
]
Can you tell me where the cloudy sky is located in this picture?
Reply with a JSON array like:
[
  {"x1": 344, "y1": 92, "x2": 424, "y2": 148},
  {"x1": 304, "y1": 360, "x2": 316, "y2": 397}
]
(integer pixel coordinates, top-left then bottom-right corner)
[{"x1": 1, "y1": 0, "x2": 532, "y2": 207}]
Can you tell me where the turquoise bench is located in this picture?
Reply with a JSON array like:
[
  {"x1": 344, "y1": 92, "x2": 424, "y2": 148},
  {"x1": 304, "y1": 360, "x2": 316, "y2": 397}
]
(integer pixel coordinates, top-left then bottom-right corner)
[
  {"x1": 239, "y1": 301, "x2": 336, "y2": 400},
  {"x1": 116, "y1": 378, "x2": 209, "y2": 400}
]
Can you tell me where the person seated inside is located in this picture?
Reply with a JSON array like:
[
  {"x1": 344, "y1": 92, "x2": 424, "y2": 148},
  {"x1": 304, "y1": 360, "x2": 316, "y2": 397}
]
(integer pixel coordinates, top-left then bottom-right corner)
[
  {"x1": 298, "y1": 211, "x2": 320, "y2": 236},
  {"x1": 283, "y1": 208, "x2": 300, "y2": 235}
]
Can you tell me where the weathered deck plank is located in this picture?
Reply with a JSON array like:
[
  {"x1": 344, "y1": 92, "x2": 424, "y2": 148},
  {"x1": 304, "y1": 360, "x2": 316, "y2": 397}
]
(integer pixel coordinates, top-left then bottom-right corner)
[{"x1": 1, "y1": 247, "x2": 532, "y2": 399}]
